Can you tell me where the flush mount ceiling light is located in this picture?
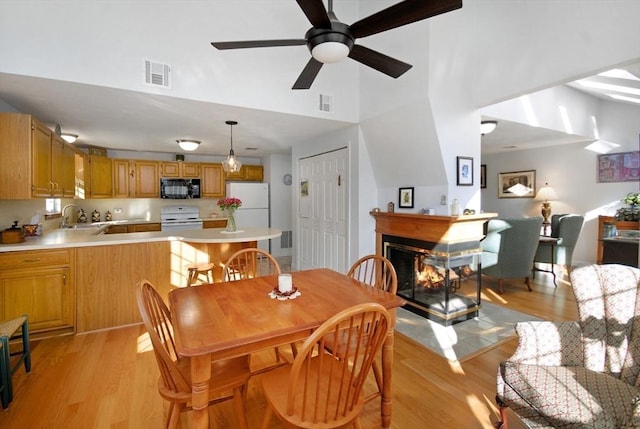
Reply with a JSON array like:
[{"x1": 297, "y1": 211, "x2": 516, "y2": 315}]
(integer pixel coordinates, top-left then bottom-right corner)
[
  {"x1": 61, "y1": 133, "x2": 78, "y2": 143},
  {"x1": 176, "y1": 139, "x2": 200, "y2": 151},
  {"x1": 480, "y1": 121, "x2": 498, "y2": 135},
  {"x1": 222, "y1": 120, "x2": 242, "y2": 173}
]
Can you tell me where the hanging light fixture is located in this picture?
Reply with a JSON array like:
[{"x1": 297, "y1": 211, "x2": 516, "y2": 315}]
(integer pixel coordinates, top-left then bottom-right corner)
[
  {"x1": 176, "y1": 139, "x2": 200, "y2": 151},
  {"x1": 222, "y1": 120, "x2": 242, "y2": 173}
]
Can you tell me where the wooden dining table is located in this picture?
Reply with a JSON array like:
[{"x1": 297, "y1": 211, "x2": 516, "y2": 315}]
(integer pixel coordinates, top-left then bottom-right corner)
[{"x1": 169, "y1": 267, "x2": 406, "y2": 429}]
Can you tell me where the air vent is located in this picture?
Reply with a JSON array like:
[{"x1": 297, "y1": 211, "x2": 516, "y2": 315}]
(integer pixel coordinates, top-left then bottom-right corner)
[
  {"x1": 144, "y1": 59, "x2": 171, "y2": 88},
  {"x1": 319, "y1": 94, "x2": 333, "y2": 113},
  {"x1": 280, "y1": 231, "x2": 293, "y2": 249},
  {"x1": 244, "y1": 147, "x2": 259, "y2": 151}
]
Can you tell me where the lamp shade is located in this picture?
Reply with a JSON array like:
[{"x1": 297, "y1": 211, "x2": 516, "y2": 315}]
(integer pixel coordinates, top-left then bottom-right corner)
[
  {"x1": 535, "y1": 183, "x2": 559, "y2": 202},
  {"x1": 176, "y1": 139, "x2": 200, "y2": 151}
]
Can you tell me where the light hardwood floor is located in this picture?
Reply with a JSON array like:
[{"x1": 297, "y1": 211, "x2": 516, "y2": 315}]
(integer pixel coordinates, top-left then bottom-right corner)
[{"x1": 0, "y1": 269, "x2": 577, "y2": 429}]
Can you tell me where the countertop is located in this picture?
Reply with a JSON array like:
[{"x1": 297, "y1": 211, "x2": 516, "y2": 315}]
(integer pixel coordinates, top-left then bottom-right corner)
[{"x1": 0, "y1": 227, "x2": 282, "y2": 252}]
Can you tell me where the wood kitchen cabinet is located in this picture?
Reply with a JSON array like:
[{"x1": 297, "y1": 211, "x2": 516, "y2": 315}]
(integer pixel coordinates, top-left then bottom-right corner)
[
  {"x1": 200, "y1": 163, "x2": 225, "y2": 198},
  {"x1": 161, "y1": 161, "x2": 200, "y2": 178},
  {"x1": 224, "y1": 164, "x2": 264, "y2": 182},
  {"x1": 203, "y1": 219, "x2": 227, "y2": 228},
  {"x1": 88, "y1": 155, "x2": 113, "y2": 198},
  {"x1": 112, "y1": 159, "x2": 159, "y2": 198},
  {"x1": 0, "y1": 112, "x2": 76, "y2": 199},
  {"x1": 103, "y1": 222, "x2": 161, "y2": 234},
  {"x1": 0, "y1": 249, "x2": 75, "y2": 337}
]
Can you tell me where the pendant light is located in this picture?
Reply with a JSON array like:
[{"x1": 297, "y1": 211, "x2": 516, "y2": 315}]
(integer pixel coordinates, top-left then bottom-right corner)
[{"x1": 222, "y1": 120, "x2": 242, "y2": 173}]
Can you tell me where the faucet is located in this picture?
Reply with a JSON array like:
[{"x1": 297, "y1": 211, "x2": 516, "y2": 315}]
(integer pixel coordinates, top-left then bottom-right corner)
[{"x1": 60, "y1": 203, "x2": 79, "y2": 228}]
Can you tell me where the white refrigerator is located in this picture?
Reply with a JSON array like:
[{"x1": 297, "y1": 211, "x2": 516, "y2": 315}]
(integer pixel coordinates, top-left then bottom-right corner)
[{"x1": 226, "y1": 182, "x2": 270, "y2": 251}]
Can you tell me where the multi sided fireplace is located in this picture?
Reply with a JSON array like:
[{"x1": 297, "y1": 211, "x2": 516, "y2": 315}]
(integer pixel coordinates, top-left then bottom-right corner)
[
  {"x1": 384, "y1": 235, "x2": 481, "y2": 325},
  {"x1": 371, "y1": 211, "x2": 496, "y2": 326}
]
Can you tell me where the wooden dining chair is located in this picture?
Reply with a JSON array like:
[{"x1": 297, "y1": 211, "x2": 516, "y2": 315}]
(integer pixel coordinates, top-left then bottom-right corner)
[
  {"x1": 347, "y1": 254, "x2": 398, "y2": 295},
  {"x1": 222, "y1": 248, "x2": 297, "y2": 372},
  {"x1": 222, "y1": 247, "x2": 281, "y2": 281},
  {"x1": 325, "y1": 254, "x2": 397, "y2": 404},
  {"x1": 136, "y1": 280, "x2": 251, "y2": 429},
  {"x1": 260, "y1": 302, "x2": 391, "y2": 429}
]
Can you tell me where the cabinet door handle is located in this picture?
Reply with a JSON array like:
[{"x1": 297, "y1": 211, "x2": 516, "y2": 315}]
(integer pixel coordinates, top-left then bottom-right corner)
[
  {"x1": 22, "y1": 258, "x2": 41, "y2": 263},
  {"x1": 63, "y1": 274, "x2": 66, "y2": 285}
]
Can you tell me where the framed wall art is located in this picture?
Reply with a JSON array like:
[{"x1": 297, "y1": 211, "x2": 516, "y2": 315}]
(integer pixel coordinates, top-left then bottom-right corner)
[
  {"x1": 398, "y1": 187, "x2": 414, "y2": 208},
  {"x1": 480, "y1": 164, "x2": 487, "y2": 189},
  {"x1": 597, "y1": 151, "x2": 640, "y2": 182},
  {"x1": 456, "y1": 156, "x2": 473, "y2": 186},
  {"x1": 498, "y1": 170, "x2": 536, "y2": 198}
]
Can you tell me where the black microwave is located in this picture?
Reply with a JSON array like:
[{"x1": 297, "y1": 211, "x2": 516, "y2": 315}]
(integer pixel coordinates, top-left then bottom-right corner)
[{"x1": 160, "y1": 178, "x2": 201, "y2": 199}]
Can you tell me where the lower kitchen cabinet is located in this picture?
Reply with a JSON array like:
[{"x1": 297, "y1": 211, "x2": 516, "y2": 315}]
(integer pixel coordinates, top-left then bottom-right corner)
[
  {"x1": 0, "y1": 249, "x2": 74, "y2": 336},
  {"x1": 203, "y1": 219, "x2": 227, "y2": 228},
  {"x1": 75, "y1": 241, "x2": 172, "y2": 332}
]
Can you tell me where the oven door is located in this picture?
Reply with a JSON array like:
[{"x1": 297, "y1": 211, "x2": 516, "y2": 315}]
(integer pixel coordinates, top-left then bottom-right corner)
[{"x1": 161, "y1": 220, "x2": 203, "y2": 232}]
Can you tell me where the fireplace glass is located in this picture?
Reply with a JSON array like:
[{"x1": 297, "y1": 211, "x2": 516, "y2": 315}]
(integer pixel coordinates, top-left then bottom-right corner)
[{"x1": 385, "y1": 239, "x2": 481, "y2": 326}]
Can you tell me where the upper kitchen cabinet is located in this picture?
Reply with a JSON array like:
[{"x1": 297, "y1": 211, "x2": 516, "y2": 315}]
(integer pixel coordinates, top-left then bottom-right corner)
[
  {"x1": 88, "y1": 155, "x2": 113, "y2": 198},
  {"x1": 0, "y1": 112, "x2": 75, "y2": 199},
  {"x1": 224, "y1": 164, "x2": 264, "y2": 182},
  {"x1": 200, "y1": 163, "x2": 224, "y2": 198},
  {"x1": 113, "y1": 159, "x2": 159, "y2": 198},
  {"x1": 161, "y1": 161, "x2": 200, "y2": 178}
]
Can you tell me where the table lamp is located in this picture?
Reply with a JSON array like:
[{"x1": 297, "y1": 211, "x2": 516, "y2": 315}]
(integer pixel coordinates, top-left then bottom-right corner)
[{"x1": 535, "y1": 183, "x2": 559, "y2": 234}]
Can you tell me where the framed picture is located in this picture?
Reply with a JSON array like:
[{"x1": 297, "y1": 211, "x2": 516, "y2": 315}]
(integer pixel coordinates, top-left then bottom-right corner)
[
  {"x1": 398, "y1": 187, "x2": 414, "y2": 208},
  {"x1": 498, "y1": 170, "x2": 536, "y2": 198},
  {"x1": 456, "y1": 156, "x2": 473, "y2": 186},
  {"x1": 480, "y1": 164, "x2": 487, "y2": 189},
  {"x1": 597, "y1": 151, "x2": 640, "y2": 182}
]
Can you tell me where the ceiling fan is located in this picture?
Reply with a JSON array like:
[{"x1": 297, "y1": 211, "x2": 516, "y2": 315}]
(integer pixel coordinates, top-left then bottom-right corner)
[{"x1": 211, "y1": 0, "x2": 462, "y2": 90}]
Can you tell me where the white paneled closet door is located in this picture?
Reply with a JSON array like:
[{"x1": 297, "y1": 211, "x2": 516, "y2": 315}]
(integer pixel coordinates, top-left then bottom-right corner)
[{"x1": 298, "y1": 148, "x2": 348, "y2": 272}]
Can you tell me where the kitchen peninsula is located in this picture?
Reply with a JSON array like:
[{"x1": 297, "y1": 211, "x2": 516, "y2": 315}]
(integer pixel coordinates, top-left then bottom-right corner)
[{"x1": 0, "y1": 227, "x2": 281, "y2": 336}]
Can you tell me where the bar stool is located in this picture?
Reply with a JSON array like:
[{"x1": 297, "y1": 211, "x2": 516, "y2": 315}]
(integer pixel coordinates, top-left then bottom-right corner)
[
  {"x1": 186, "y1": 262, "x2": 215, "y2": 287},
  {"x1": 0, "y1": 315, "x2": 31, "y2": 409}
]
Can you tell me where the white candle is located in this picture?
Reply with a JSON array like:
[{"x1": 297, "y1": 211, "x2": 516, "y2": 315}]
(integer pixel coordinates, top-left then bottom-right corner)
[{"x1": 278, "y1": 274, "x2": 293, "y2": 293}]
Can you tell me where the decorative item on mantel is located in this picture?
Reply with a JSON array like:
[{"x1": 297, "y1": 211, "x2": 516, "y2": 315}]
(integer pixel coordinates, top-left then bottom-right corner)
[
  {"x1": 217, "y1": 197, "x2": 242, "y2": 232},
  {"x1": 616, "y1": 192, "x2": 640, "y2": 221}
]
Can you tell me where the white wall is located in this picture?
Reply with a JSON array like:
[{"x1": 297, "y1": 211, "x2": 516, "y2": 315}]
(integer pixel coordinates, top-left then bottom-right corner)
[
  {"x1": 481, "y1": 99, "x2": 640, "y2": 264},
  {"x1": 263, "y1": 154, "x2": 292, "y2": 258}
]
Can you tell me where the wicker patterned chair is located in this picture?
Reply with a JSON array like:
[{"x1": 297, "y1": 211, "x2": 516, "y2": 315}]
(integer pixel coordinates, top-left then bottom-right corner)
[{"x1": 496, "y1": 264, "x2": 640, "y2": 428}]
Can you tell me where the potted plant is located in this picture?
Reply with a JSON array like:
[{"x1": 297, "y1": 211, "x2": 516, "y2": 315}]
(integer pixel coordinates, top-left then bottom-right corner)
[{"x1": 615, "y1": 192, "x2": 640, "y2": 221}]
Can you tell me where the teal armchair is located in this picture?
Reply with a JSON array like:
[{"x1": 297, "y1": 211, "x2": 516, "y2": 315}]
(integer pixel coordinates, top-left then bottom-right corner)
[
  {"x1": 533, "y1": 213, "x2": 584, "y2": 272},
  {"x1": 481, "y1": 217, "x2": 543, "y2": 293}
]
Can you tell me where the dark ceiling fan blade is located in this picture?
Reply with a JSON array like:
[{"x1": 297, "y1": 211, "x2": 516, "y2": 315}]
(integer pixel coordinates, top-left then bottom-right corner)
[
  {"x1": 211, "y1": 39, "x2": 307, "y2": 50},
  {"x1": 349, "y1": 0, "x2": 462, "y2": 39},
  {"x1": 348, "y1": 45, "x2": 412, "y2": 78},
  {"x1": 292, "y1": 57, "x2": 323, "y2": 90},
  {"x1": 295, "y1": 0, "x2": 331, "y2": 28}
]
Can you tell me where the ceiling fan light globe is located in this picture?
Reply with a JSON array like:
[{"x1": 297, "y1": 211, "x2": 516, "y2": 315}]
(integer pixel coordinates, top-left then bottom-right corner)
[{"x1": 312, "y1": 41, "x2": 350, "y2": 63}]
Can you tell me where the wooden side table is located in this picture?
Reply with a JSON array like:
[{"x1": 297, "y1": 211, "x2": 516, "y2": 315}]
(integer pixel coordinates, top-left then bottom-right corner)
[{"x1": 533, "y1": 236, "x2": 559, "y2": 286}]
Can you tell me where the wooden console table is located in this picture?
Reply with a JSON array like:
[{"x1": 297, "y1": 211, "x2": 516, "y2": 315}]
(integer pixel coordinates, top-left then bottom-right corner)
[{"x1": 597, "y1": 216, "x2": 639, "y2": 264}]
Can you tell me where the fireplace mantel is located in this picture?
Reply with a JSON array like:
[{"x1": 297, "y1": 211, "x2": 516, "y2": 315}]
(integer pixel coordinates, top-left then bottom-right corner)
[{"x1": 371, "y1": 212, "x2": 497, "y2": 253}]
